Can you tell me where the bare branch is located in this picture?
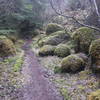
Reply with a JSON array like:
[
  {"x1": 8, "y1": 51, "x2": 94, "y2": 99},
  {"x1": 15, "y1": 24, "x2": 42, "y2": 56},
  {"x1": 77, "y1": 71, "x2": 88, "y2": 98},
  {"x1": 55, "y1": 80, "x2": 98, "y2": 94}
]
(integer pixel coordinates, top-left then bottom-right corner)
[{"x1": 49, "y1": 0, "x2": 100, "y2": 32}]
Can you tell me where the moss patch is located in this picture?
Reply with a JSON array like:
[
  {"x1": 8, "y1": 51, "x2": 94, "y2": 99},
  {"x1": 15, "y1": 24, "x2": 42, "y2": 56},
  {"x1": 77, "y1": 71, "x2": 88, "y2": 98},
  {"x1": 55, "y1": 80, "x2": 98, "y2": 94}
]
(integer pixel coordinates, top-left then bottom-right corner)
[
  {"x1": 46, "y1": 23, "x2": 64, "y2": 35},
  {"x1": 54, "y1": 44, "x2": 70, "y2": 57},
  {"x1": 89, "y1": 39, "x2": 100, "y2": 73},
  {"x1": 61, "y1": 54, "x2": 85, "y2": 73},
  {"x1": 38, "y1": 30, "x2": 70, "y2": 46},
  {"x1": 87, "y1": 89, "x2": 100, "y2": 100},
  {"x1": 13, "y1": 51, "x2": 24, "y2": 72},
  {"x1": 72, "y1": 27, "x2": 95, "y2": 54},
  {"x1": 0, "y1": 36, "x2": 16, "y2": 57},
  {"x1": 60, "y1": 88, "x2": 71, "y2": 100},
  {"x1": 39, "y1": 45, "x2": 56, "y2": 56}
]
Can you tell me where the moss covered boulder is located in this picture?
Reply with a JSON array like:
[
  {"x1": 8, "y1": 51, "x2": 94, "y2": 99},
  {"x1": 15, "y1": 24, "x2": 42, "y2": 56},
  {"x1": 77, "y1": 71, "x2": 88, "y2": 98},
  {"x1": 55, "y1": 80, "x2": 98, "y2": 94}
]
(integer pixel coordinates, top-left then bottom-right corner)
[
  {"x1": 72, "y1": 27, "x2": 95, "y2": 54},
  {"x1": 0, "y1": 36, "x2": 16, "y2": 57},
  {"x1": 61, "y1": 54, "x2": 85, "y2": 73},
  {"x1": 0, "y1": 29, "x2": 17, "y2": 43},
  {"x1": 89, "y1": 39, "x2": 100, "y2": 73},
  {"x1": 7, "y1": 35, "x2": 17, "y2": 43},
  {"x1": 46, "y1": 23, "x2": 64, "y2": 35},
  {"x1": 76, "y1": 53, "x2": 88, "y2": 62},
  {"x1": 54, "y1": 44, "x2": 70, "y2": 57},
  {"x1": 87, "y1": 89, "x2": 100, "y2": 100},
  {"x1": 38, "y1": 31, "x2": 70, "y2": 47},
  {"x1": 39, "y1": 45, "x2": 56, "y2": 56}
]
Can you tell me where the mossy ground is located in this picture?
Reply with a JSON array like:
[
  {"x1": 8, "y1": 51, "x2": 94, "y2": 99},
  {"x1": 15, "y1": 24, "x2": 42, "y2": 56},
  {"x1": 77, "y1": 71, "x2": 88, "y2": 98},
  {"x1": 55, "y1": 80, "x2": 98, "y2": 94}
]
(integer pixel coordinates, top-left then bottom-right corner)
[
  {"x1": 32, "y1": 27, "x2": 100, "y2": 100},
  {"x1": 0, "y1": 39, "x2": 24, "y2": 100},
  {"x1": 38, "y1": 56, "x2": 99, "y2": 100}
]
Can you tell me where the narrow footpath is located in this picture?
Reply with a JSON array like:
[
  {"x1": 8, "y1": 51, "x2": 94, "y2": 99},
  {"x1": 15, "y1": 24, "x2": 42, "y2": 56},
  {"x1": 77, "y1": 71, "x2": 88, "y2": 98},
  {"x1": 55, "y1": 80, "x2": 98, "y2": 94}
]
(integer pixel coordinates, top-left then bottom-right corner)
[{"x1": 21, "y1": 41, "x2": 63, "y2": 100}]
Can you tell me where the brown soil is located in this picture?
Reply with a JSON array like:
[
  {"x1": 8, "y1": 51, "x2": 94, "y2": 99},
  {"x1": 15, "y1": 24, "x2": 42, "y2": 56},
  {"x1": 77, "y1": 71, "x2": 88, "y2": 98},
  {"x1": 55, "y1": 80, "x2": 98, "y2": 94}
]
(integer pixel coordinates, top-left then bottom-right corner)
[{"x1": 21, "y1": 41, "x2": 63, "y2": 100}]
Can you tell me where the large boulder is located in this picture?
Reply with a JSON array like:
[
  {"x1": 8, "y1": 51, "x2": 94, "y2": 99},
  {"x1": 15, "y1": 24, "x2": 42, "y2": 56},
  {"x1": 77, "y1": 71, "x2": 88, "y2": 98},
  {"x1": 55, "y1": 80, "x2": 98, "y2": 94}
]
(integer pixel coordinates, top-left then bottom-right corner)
[
  {"x1": 0, "y1": 36, "x2": 16, "y2": 57},
  {"x1": 61, "y1": 54, "x2": 85, "y2": 73},
  {"x1": 46, "y1": 23, "x2": 64, "y2": 35},
  {"x1": 54, "y1": 44, "x2": 70, "y2": 57},
  {"x1": 39, "y1": 45, "x2": 56, "y2": 56},
  {"x1": 38, "y1": 31, "x2": 70, "y2": 47},
  {"x1": 72, "y1": 27, "x2": 95, "y2": 54},
  {"x1": 87, "y1": 89, "x2": 100, "y2": 100},
  {"x1": 89, "y1": 39, "x2": 100, "y2": 73}
]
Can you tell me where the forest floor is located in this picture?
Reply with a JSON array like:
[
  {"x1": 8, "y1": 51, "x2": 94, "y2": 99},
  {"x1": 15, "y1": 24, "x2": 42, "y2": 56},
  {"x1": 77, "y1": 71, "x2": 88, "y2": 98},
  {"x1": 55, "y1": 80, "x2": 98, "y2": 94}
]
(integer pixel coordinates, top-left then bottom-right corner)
[
  {"x1": 0, "y1": 39, "x2": 99, "y2": 100},
  {"x1": 21, "y1": 41, "x2": 63, "y2": 100},
  {"x1": 31, "y1": 35, "x2": 100, "y2": 100}
]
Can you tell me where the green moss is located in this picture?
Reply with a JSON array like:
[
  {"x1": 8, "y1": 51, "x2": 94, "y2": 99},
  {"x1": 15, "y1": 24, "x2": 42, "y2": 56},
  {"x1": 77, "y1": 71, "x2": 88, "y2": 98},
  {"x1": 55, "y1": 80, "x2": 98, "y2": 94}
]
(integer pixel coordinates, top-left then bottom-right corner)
[
  {"x1": 13, "y1": 52, "x2": 24, "y2": 72},
  {"x1": 76, "y1": 53, "x2": 88, "y2": 62},
  {"x1": 54, "y1": 66, "x2": 62, "y2": 73},
  {"x1": 0, "y1": 36, "x2": 16, "y2": 57},
  {"x1": 61, "y1": 54, "x2": 85, "y2": 73},
  {"x1": 46, "y1": 23, "x2": 64, "y2": 35},
  {"x1": 87, "y1": 89, "x2": 100, "y2": 100},
  {"x1": 66, "y1": 40, "x2": 76, "y2": 49},
  {"x1": 54, "y1": 44, "x2": 70, "y2": 57},
  {"x1": 89, "y1": 39, "x2": 100, "y2": 60},
  {"x1": 38, "y1": 31, "x2": 70, "y2": 46},
  {"x1": 60, "y1": 88, "x2": 71, "y2": 100},
  {"x1": 39, "y1": 45, "x2": 56, "y2": 56},
  {"x1": 89, "y1": 39, "x2": 100, "y2": 72},
  {"x1": 72, "y1": 27, "x2": 95, "y2": 54}
]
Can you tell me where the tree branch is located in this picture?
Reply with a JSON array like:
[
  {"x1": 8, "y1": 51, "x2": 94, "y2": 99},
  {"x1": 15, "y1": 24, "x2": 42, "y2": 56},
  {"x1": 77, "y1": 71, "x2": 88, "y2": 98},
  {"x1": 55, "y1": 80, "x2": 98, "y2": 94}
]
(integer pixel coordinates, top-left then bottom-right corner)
[{"x1": 49, "y1": 0, "x2": 100, "y2": 32}]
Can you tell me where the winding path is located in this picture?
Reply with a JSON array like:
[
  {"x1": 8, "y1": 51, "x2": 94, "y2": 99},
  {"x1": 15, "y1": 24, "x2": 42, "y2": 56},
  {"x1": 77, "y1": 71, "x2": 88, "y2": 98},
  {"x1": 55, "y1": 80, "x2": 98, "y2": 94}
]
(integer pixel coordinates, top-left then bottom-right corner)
[{"x1": 21, "y1": 41, "x2": 63, "y2": 100}]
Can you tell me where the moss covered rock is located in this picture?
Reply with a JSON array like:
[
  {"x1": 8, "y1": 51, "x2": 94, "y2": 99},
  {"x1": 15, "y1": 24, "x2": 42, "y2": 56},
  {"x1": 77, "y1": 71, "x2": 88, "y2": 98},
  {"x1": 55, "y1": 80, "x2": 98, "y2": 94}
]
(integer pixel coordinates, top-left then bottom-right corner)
[
  {"x1": 7, "y1": 35, "x2": 17, "y2": 43},
  {"x1": 0, "y1": 29, "x2": 17, "y2": 43},
  {"x1": 0, "y1": 36, "x2": 16, "y2": 57},
  {"x1": 87, "y1": 89, "x2": 100, "y2": 100},
  {"x1": 89, "y1": 39, "x2": 100, "y2": 73},
  {"x1": 46, "y1": 23, "x2": 64, "y2": 35},
  {"x1": 61, "y1": 54, "x2": 85, "y2": 73},
  {"x1": 54, "y1": 44, "x2": 70, "y2": 57},
  {"x1": 72, "y1": 27, "x2": 95, "y2": 54},
  {"x1": 38, "y1": 31, "x2": 70, "y2": 47},
  {"x1": 39, "y1": 45, "x2": 56, "y2": 56},
  {"x1": 76, "y1": 53, "x2": 88, "y2": 62}
]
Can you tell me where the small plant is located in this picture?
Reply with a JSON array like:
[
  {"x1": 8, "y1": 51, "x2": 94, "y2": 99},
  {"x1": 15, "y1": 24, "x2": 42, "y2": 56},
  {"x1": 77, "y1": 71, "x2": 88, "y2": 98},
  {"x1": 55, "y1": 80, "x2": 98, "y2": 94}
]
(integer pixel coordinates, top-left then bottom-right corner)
[
  {"x1": 54, "y1": 66, "x2": 62, "y2": 74},
  {"x1": 13, "y1": 52, "x2": 24, "y2": 72},
  {"x1": 60, "y1": 87, "x2": 71, "y2": 100}
]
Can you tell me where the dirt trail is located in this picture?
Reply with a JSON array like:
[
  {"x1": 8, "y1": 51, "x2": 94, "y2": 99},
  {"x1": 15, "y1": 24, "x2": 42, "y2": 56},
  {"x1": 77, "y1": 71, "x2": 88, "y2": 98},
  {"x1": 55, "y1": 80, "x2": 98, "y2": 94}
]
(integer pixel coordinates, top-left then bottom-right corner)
[{"x1": 21, "y1": 41, "x2": 63, "y2": 100}]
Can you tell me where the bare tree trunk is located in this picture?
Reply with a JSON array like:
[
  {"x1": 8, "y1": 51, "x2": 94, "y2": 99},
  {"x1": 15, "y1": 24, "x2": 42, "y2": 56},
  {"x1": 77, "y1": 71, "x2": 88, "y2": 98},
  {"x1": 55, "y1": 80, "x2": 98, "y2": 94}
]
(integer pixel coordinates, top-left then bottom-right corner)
[{"x1": 96, "y1": 0, "x2": 100, "y2": 13}]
